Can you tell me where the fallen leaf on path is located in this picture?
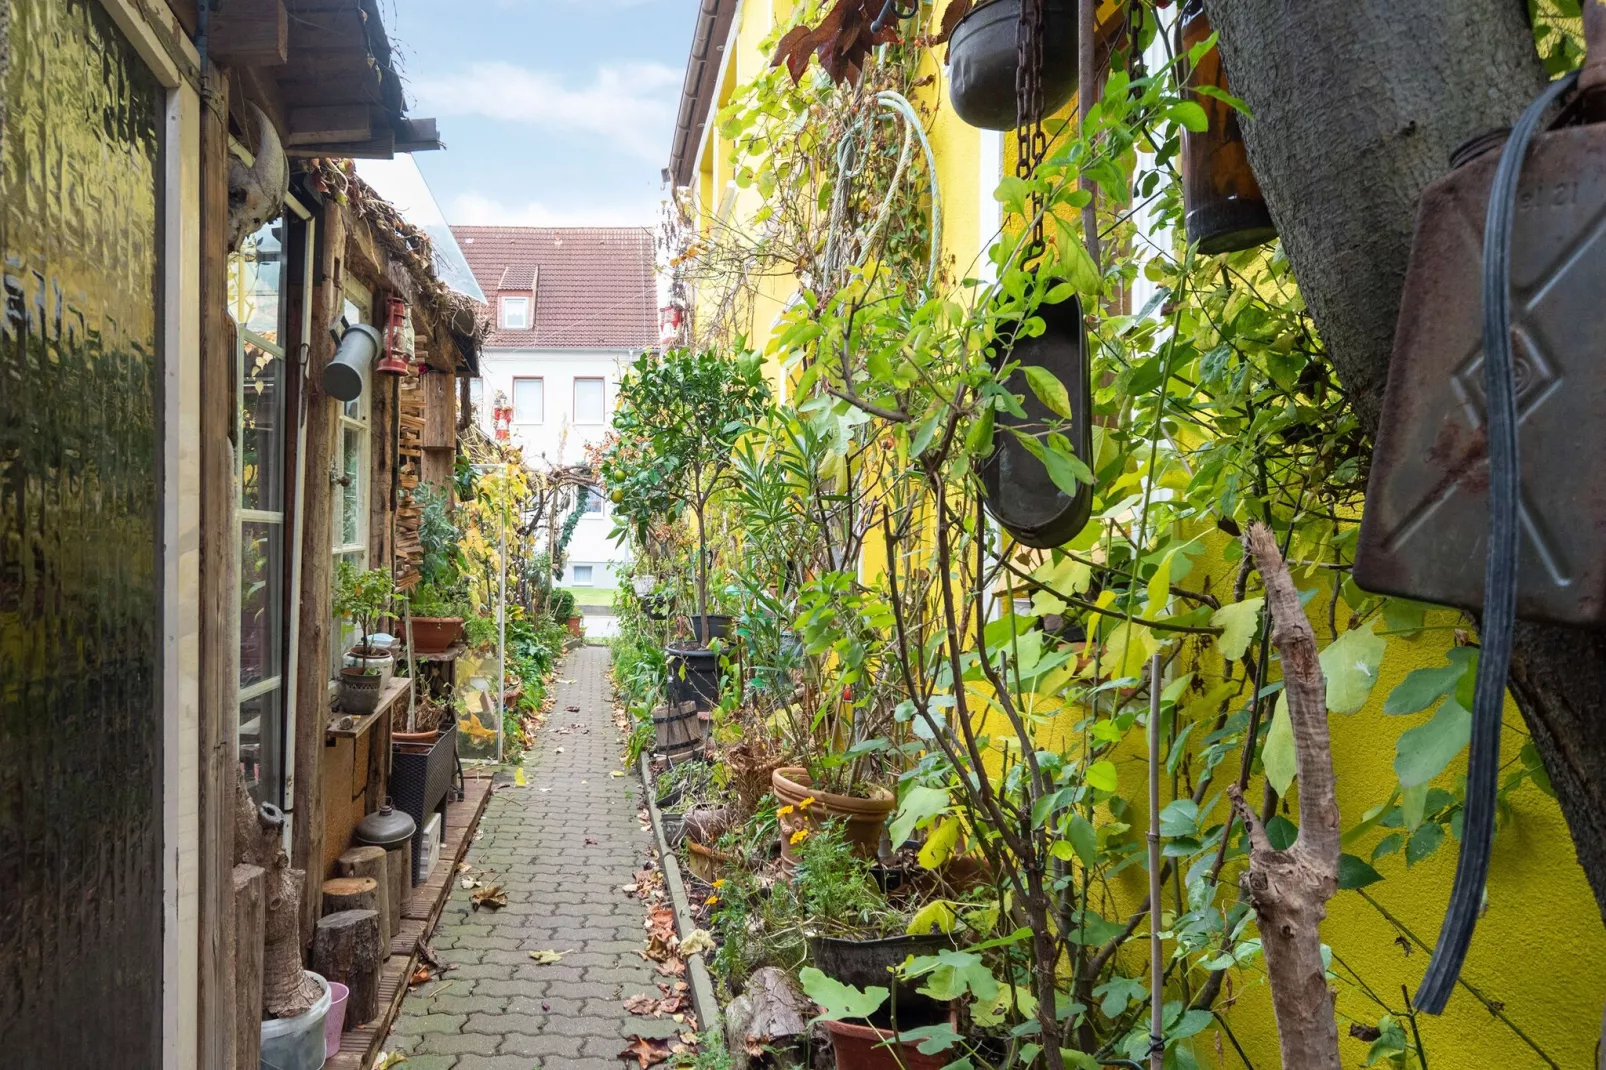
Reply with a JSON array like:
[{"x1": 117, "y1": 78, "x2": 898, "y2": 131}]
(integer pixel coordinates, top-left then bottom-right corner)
[
  {"x1": 409, "y1": 966, "x2": 433, "y2": 986},
  {"x1": 529, "y1": 949, "x2": 571, "y2": 965},
  {"x1": 460, "y1": 877, "x2": 481, "y2": 889},
  {"x1": 679, "y1": 929, "x2": 716, "y2": 957},
  {"x1": 374, "y1": 1052, "x2": 408, "y2": 1069},
  {"x1": 619, "y1": 1035, "x2": 675, "y2": 1068},
  {"x1": 566, "y1": 705, "x2": 581, "y2": 713},
  {"x1": 585, "y1": 836, "x2": 599, "y2": 845},
  {"x1": 623, "y1": 992, "x2": 660, "y2": 1015},
  {"x1": 611, "y1": 771, "x2": 625, "y2": 778},
  {"x1": 470, "y1": 884, "x2": 508, "y2": 911},
  {"x1": 456, "y1": 862, "x2": 472, "y2": 874},
  {"x1": 555, "y1": 747, "x2": 564, "y2": 754},
  {"x1": 514, "y1": 767, "x2": 527, "y2": 786},
  {"x1": 655, "y1": 957, "x2": 687, "y2": 978}
]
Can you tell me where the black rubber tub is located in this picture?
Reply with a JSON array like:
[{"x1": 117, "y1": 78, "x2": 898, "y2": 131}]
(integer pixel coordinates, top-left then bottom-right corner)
[{"x1": 948, "y1": 0, "x2": 1078, "y2": 131}]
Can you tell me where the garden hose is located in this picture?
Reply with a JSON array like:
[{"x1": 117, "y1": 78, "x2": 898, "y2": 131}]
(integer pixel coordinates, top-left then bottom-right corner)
[{"x1": 1414, "y1": 67, "x2": 1580, "y2": 1015}]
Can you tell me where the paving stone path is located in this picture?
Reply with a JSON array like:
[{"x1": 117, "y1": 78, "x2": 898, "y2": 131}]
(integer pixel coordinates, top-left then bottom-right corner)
[{"x1": 386, "y1": 645, "x2": 674, "y2": 1069}]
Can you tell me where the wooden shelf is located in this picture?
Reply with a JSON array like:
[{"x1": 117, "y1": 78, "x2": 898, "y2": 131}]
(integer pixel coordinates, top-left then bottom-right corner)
[
  {"x1": 327, "y1": 677, "x2": 411, "y2": 738},
  {"x1": 410, "y1": 642, "x2": 467, "y2": 664}
]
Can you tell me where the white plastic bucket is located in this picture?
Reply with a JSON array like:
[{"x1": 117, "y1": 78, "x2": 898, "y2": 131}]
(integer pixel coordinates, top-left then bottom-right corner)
[{"x1": 260, "y1": 971, "x2": 332, "y2": 1070}]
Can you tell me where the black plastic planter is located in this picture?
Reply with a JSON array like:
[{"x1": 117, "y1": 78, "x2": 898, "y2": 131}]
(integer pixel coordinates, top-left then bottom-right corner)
[
  {"x1": 979, "y1": 292, "x2": 1093, "y2": 548},
  {"x1": 688, "y1": 614, "x2": 732, "y2": 642},
  {"x1": 808, "y1": 932, "x2": 956, "y2": 1023},
  {"x1": 948, "y1": 0, "x2": 1078, "y2": 131},
  {"x1": 392, "y1": 722, "x2": 458, "y2": 885},
  {"x1": 666, "y1": 644, "x2": 720, "y2": 713}
]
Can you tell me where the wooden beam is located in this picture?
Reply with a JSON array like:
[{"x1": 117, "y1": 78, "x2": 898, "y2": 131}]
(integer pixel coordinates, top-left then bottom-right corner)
[
  {"x1": 285, "y1": 130, "x2": 396, "y2": 159},
  {"x1": 211, "y1": 0, "x2": 289, "y2": 68},
  {"x1": 292, "y1": 199, "x2": 347, "y2": 947},
  {"x1": 395, "y1": 118, "x2": 442, "y2": 153},
  {"x1": 277, "y1": 65, "x2": 386, "y2": 109},
  {"x1": 199, "y1": 69, "x2": 239, "y2": 1070},
  {"x1": 232, "y1": 865, "x2": 267, "y2": 1070},
  {"x1": 287, "y1": 7, "x2": 367, "y2": 53},
  {"x1": 286, "y1": 105, "x2": 372, "y2": 146}
]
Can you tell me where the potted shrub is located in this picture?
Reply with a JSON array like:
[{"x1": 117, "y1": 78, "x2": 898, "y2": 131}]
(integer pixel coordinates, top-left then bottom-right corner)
[
  {"x1": 406, "y1": 582, "x2": 466, "y2": 654},
  {"x1": 551, "y1": 588, "x2": 581, "y2": 638},
  {"x1": 334, "y1": 562, "x2": 395, "y2": 713},
  {"x1": 408, "y1": 486, "x2": 468, "y2": 653},
  {"x1": 773, "y1": 767, "x2": 894, "y2": 863}
]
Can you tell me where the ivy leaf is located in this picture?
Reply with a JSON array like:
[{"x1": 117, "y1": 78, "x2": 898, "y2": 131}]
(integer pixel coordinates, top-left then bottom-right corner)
[
  {"x1": 1262, "y1": 692, "x2": 1296, "y2": 795},
  {"x1": 1338, "y1": 854, "x2": 1385, "y2": 890},
  {"x1": 799, "y1": 967, "x2": 888, "y2": 1020},
  {"x1": 1321, "y1": 620, "x2": 1387, "y2": 714},
  {"x1": 1023, "y1": 365, "x2": 1074, "y2": 419},
  {"x1": 1394, "y1": 696, "x2": 1471, "y2": 788},
  {"x1": 889, "y1": 785, "x2": 949, "y2": 848},
  {"x1": 1210, "y1": 597, "x2": 1264, "y2": 662}
]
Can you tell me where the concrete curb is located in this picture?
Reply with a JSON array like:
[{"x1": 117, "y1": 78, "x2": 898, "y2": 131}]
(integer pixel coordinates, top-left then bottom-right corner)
[{"x1": 639, "y1": 753, "x2": 724, "y2": 1045}]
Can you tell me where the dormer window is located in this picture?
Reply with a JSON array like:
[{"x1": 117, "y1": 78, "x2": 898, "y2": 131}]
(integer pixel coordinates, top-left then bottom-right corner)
[{"x1": 501, "y1": 295, "x2": 530, "y2": 330}]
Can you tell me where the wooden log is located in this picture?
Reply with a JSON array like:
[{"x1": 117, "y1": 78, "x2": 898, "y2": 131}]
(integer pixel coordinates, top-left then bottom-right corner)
[
  {"x1": 337, "y1": 845, "x2": 391, "y2": 955},
  {"x1": 310, "y1": 909, "x2": 384, "y2": 1029},
  {"x1": 321, "y1": 877, "x2": 378, "y2": 915},
  {"x1": 232, "y1": 864, "x2": 266, "y2": 1070},
  {"x1": 386, "y1": 842, "x2": 412, "y2": 937}
]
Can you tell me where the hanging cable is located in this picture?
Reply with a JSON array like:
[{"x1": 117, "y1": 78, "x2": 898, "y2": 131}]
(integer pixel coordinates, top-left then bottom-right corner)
[{"x1": 1414, "y1": 67, "x2": 1579, "y2": 1015}]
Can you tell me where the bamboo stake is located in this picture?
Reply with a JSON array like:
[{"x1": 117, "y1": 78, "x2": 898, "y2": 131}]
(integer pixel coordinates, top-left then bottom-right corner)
[{"x1": 1148, "y1": 653, "x2": 1164, "y2": 1070}]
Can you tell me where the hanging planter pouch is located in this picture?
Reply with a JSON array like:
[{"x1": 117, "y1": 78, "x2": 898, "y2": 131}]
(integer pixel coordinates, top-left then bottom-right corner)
[
  {"x1": 979, "y1": 292, "x2": 1093, "y2": 548},
  {"x1": 948, "y1": 0, "x2": 1078, "y2": 131}
]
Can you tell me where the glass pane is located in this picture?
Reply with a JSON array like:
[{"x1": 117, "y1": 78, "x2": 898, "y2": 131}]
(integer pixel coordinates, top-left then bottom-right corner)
[
  {"x1": 233, "y1": 221, "x2": 284, "y2": 343},
  {"x1": 502, "y1": 297, "x2": 528, "y2": 328},
  {"x1": 239, "y1": 687, "x2": 284, "y2": 808},
  {"x1": 574, "y1": 378, "x2": 605, "y2": 423},
  {"x1": 341, "y1": 425, "x2": 363, "y2": 546},
  {"x1": 331, "y1": 549, "x2": 365, "y2": 675},
  {"x1": 514, "y1": 378, "x2": 543, "y2": 423},
  {"x1": 240, "y1": 341, "x2": 285, "y2": 512},
  {"x1": 240, "y1": 519, "x2": 284, "y2": 689}
]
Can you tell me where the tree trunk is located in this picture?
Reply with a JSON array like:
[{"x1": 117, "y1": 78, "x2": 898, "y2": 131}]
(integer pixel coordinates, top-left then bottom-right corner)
[
  {"x1": 694, "y1": 497, "x2": 711, "y2": 645},
  {"x1": 1201, "y1": 0, "x2": 1606, "y2": 924},
  {"x1": 1237, "y1": 524, "x2": 1341, "y2": 1067},
  {"x1": 386, "y1": 842, "x2": 412, "y2": 939},
  {"x1": 232, "y1": 864, "x2": 266, "y2": 1070},
  {"x1": 337, "y1": 846, "x2": 392, "y2": 957},
  {"x1": 311, "y1": 909, "x2": 384, "y2": 1028},
  {"x1": 234, "y1": 771, "x2": 320, "y2": 1019},
  {"x1": 322, "y1": 877, "x2": 380, "y2": 916}
]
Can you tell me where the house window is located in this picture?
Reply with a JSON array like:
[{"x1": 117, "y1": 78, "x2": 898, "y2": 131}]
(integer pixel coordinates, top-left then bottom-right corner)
[
  {"x1": 573, "y1": 565, "x2": 595, "y2": 586},
  {"x1": 231, "y1": 201, "x2": 312, "y2": 807},
  {"x1": 332, "y1": 282, "x2": 373, "y2": 676},
  {"x1": 501, "y1": 295, "x2": 530, "y2": 329},
  {"x1": 574, "y1": 377, "x2": 606, "y2": 424},
  {"x1": 584, "y1": 492, "x2": 604, "y2": 516},
  {"x1": 513, "y1": 377, "x2": 544, "y2": 423}
]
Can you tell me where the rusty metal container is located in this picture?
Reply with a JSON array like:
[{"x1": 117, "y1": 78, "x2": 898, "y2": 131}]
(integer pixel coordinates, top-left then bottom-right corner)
[{"x1": 1355, "y1": 88, "x2": 1606, "y2": 625}]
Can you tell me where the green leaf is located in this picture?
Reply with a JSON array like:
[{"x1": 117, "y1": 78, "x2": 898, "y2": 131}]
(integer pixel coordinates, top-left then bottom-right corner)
[
  {"x1": 1094, "y1": 976, "x2": 1147, "y2": 1018},
  {"x1": 1264, "y1": 815, "x2": 1298, "y2": 851},
  {"x1": 1338, "y1": 853, "x2": 1385, "y2": 890},
  {"x1": 1169, "y1": 100, "x2": 1209, "y2": 133},
  {"x1": 1383, "y1": 647, "x2": 1475, "y2": 715},
  {"x1": 1170, "y1": 1009, "x2": 1213, "y2": 1040},
  {"x1": 889, "y1": 785, "x2": 950, "y2": 848},
  {"x1": 1158, "y1": 799, "x2": 1199, "y2": 839},
  {"x1": 907, "y1": 901, "x2": 959, "y2": 935},
  {"x1": 1405, "y1": 822, "x2": 1446, "y2": 867},
  {"x1": 1066, "y1": 813, "x2": 1098, "y2": 867},
  {"x1": 1085, "y1": 759, "x2": 1119, "y2": 793},
  {"x1": 1023, "y1": 365, "x2": 1073, "y2": 420},
  {"x1": 1262, "y1": 692, "x2": 1296, "y2": 795},
  {"x1": 918, "y1": 818, "x2": 962, "y2": 869},
  {"x1": 1321, "y1": 620, "x2": 1387, "y2": 714},
  {"x1": 1400, "y1": 782, "x2": 1429, "y2": 832},
  {"x1": 966, "y1": 403, "x2": 995, "y2": 457},
  {"x1": 1210, "y1": 597, "x2": 1263, "y2": 661},
  {"x1": 908, "y1": 951, "x2": 1000, "y2": 1002},
  {"x1": 799, "y1": 967, "x2": 888, "y2": 1020},
  {"x1": 1394, "y1": 696, "x2": 1471, "y2": 788},
  {"x1": 895, "y1": 1024, "x2": 964, "y2": 1056}
]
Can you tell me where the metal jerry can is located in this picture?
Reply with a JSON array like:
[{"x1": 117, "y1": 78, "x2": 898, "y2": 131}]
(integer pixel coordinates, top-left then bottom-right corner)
[{"x1": 1355, "y1": 45, "x2": 1606, "y2": 625}]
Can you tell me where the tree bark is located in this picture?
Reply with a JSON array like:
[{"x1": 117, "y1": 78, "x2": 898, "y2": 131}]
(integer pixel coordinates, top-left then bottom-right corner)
[
  {"x1": 311, "y1": 909, "x2": 384, "y2": 1028},
  {"x1": 337, "y1": 846, "x2": 392, "y2": 957},
  {"x1": 1237, "y1": 524, "x2": 1341, "y2": 1068},
  {"x1": 321, "y1": 877, "x2": 379, "y2": 915},
  {"x1": 232, "y1": 864, "x2": 265, "y2": 1070},
  {"x1": 1203, "y1": 0, "x2": 1606, "y2": 924}
]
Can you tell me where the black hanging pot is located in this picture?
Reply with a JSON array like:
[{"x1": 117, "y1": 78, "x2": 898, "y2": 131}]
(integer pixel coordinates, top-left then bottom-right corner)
[
  {"x1": 948, "y1": 0, "x2": 1078, "y2": 132},
  {"x1": 979, "y1": 292, "x2": 1093, "y2": 548}
]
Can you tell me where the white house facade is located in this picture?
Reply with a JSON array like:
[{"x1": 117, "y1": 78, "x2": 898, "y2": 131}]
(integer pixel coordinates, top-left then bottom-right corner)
[{"x1": 453, "y1": 226, "x2": 658, "y2": 591}]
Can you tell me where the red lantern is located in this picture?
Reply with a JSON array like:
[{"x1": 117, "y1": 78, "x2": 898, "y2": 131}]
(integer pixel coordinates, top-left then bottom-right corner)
[{"x1": 377, "y1": 296, "x2": 411, "y2": 376}]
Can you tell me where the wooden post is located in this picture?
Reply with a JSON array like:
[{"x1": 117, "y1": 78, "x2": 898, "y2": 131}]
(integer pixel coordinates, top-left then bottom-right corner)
[
  {"x1": 311, "y1": 909, "x2": 384, "y2": 1028},
  {"x1": 386, "y1": 842, "x2": 411, "y2": 937},
  {"x1": 198, "y1": 67, "x2": 238, "y2": 1070},
  {"x1": 293, "y1": 200, "x2": 347, "y2": 945},
  {"x1": 337, "y1": 845, "x2": 391, "y2": 956},
  {"x1": 321, "y1": 876, "x2": 379, "y2": 915},
  {"x1": 231, "y1": 864, "x2": 266, "y2": 1070}
]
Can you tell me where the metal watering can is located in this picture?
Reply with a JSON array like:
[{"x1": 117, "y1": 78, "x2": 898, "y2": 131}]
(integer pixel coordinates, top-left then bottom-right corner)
[{"x1": 1354, "y1": 5, "x2": 1606, "y2": 1012}]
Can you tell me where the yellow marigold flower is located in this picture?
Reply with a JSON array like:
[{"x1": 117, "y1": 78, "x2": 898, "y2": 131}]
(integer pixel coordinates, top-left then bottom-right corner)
[
  {"x1": 798, "y1": 796, "x2": 817, "y2": 810},
  {"x1": 712, "y1": 879, "x2": 727, "y2": 889},
  {"x1": 777, "y1": 804, "x2": 795, "y2": 817},
  {"x1": 705, "y1": 895, "x2": 720, "y2": 907},
  {"x1": 790, "y1": 828, "x2": 810, "y2": 845}
]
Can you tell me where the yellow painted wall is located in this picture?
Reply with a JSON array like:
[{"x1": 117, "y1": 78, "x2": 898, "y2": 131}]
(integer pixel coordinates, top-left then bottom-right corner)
[{"x1": 684, "y1": 3, "x2": 1606, "y2": 1065}]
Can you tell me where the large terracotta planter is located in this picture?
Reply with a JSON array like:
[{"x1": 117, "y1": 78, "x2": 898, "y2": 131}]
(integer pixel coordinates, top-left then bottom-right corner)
[
  {"x1": 818, "y1": 1016, "x2": 951, "y2": 1070},
  {"x1": 771, "y1": 767, "x2": 893, "y2": 863},
  {"x1": 410, "y1": 617, "x2": 464, "y2": 654}
]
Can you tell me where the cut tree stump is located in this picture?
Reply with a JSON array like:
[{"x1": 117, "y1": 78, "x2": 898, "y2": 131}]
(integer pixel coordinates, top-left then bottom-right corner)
[
  {"x1": 384, "y1": 842, "x2": 411, "y2": 938},
  {"x1": 232, "y1": 864, "x2": 265, "y2": 1070},
  {"x1": 310, "y1": 908, "x2": 383, "y2": 1029},
  {"x1": 337, "y1": 846, "x2": 392, "y2": 956},
  {"x1": 321, "y1": 876, "x2": 378, "y2": 916}
]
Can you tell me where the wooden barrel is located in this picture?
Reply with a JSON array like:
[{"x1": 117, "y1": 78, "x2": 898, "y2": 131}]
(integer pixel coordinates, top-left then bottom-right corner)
[{"x1": 654, "y1": 702, "x2": 705, "y2": 765}]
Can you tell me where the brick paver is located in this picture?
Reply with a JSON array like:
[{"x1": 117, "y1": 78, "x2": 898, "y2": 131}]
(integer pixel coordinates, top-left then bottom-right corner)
[{"x1": 385, "y1": 646, "x2": 664, "y2": 1070}]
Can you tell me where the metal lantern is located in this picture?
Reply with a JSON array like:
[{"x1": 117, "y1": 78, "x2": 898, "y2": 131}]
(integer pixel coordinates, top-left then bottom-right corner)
[{"x1": 376, "y1": 296, "x2": 411, "y2": 376}]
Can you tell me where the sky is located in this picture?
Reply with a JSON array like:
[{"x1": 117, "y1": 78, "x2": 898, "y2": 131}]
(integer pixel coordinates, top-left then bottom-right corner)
[{"x1": 382, "y1": 0, "x2": 698, "y2": 228}]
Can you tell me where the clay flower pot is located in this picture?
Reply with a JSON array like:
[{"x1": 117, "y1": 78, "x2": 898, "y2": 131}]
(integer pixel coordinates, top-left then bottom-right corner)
[
  {"x1": 409, "y1": 617, "x2": 464, "y2": 654},
  {"x1": 771, "y1": 767, "x2": 893, "y2": 863},
  {"x1": 818, "y1": 1016, "x2": 952, "y2": 1070}
]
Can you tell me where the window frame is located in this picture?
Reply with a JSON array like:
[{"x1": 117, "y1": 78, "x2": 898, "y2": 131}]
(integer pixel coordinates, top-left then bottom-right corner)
[
  {"x1": 572, "y1": 564, "x2": 595, "y2": 587},
  {"x1": 573, "y1": 376, "x2": 607, "y2": 425},
  {"x1": 500, "y1": 295, "x2": 530, "y2": 330},
  {"x1": 512, "y1": 376, "x2": 545, "y2": 425}
]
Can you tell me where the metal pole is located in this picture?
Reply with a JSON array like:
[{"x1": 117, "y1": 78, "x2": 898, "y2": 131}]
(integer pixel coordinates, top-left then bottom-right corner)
[
  {"x1": 1078, "y1": 0, "x2": 1100, "y2": 265},
  {"x1": 1148, "y1": 652, "x2": 1164, "y2": 1070},
  {"x1": 496, "y1": 464, "x2": 509, "y2": 764}
]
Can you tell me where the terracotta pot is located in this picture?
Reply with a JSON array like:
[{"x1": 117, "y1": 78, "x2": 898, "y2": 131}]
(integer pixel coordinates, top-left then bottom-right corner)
[
  {"x1": 771, "y1": 767, "x2": 893, "y2": 863},
  {"x1": 410, "y1": 617, "x2": 464, "y2": 654},
  {"x1": 818, "y1": 1016, "x2": 952, "y2": 1070},
  {"x1": 567, "y1": 615, "x2": 583, "y2": 638},
  {"x1": 392, "y1": 729, "x2": 442, "y2": 746},
  {"x1": 684, "y1": 839, "x2": 741, "y2": 883}
]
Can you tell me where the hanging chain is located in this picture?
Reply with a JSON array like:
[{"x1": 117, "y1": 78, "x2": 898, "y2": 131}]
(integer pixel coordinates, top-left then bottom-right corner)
[{"x1": 1015, "y1": 0, "x2": 1049, "y2": 260}]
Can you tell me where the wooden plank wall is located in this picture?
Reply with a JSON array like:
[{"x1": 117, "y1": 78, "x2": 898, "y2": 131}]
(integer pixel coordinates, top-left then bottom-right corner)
[
  {"x1": 292, "y1": 200, "x2": 347, "y2": 945},
  {"x1": 197, "y1": 69, "x2": 240, "y2": 1070}
]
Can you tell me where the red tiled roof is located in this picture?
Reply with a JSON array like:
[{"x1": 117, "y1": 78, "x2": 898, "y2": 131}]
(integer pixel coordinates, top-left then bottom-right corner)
[{"x1": 452, "y1": 226, "x2": 658, "y2": 350}]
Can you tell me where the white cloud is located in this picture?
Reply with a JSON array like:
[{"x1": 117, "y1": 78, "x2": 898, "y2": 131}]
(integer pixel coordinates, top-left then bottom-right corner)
[
  {"x1": 412, "y1": 60, "x2": 683, "y2": 161},
  {"x1": 448, "y1": 192, "x2": 662, "y2": 228}
]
